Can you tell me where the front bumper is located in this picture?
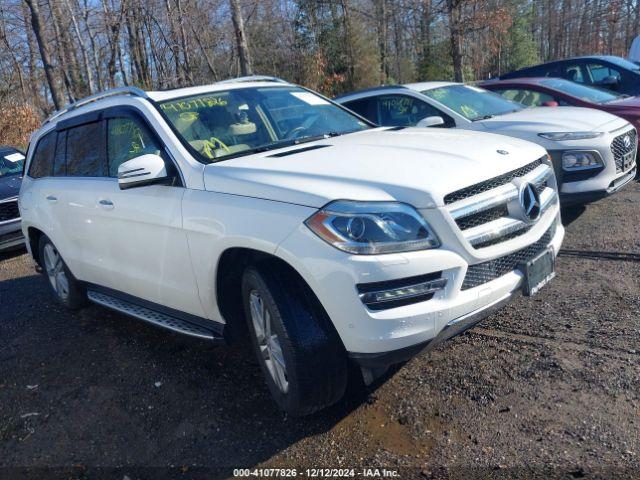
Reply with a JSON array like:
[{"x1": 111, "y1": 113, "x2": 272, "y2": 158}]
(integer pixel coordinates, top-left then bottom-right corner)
[
  {"x1": 349, "y1": 291, "x2": 514, "y2": 368},
  {"x1": 276, "y1": 207, "x2": 564, "y2": 360},
  {"x1": 559, "y1": 166, "x2": 637, "y2": 206},
  {"x1": 0, "y1": 218, "x2": 24, "y2": 251},
  {"x1": 548, "y1": 125, "x2": 637, "y2": 205}
]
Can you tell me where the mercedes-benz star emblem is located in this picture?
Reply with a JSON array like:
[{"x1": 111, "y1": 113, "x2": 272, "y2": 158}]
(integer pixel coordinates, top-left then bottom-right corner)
[
  {"x1": 623, "y1": 135, "x2": 632, "y2": 149},
  {"x1": 520, "y1": 182, "x2": 541, "y2": 222}
]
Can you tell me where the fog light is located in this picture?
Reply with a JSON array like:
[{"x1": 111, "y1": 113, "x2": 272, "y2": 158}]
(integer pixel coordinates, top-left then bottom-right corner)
[
  {"x1": 357, "y1": 273, "x2": 447, "y2": 310},
  {"x1": 561, "y1": 151, "x2": 603, "y2": 171}
]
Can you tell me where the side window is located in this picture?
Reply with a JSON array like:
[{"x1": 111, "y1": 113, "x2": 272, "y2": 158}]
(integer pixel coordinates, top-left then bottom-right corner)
[
  {"x1": 377, "y1": 95, "x2": 452, "y2": 127},
  {"x1": 342, "y1": 97, "x2": 379, "y2": 124},
  {"x1": 27, "y1": 131, "x2": 56, "y2": 178},
  {"x1": 585, "y1": 63, "x2": 622, "y2": 83},
  {"x1": 493, "y1": 88, "x2": 555, "y2": 107},
  {"x1": 53, "y1": 130, "x2": 67, "y2": 176},
  {"x1": 66, "y1": 121, "x2": 106, "y2": 177},
  {"x1": 107, "y1": 117, "x2": 162, "y2": 178}
]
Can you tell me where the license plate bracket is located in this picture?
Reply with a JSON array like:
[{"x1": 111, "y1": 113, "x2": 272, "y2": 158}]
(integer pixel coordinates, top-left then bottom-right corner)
[{"x1": 520, "y1": 248, "x2": 555, "y2": 297}]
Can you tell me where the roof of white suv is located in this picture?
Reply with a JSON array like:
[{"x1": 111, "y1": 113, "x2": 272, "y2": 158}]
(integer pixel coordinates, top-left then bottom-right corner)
[
  {"x1": 44, "y1": 76, "x2": 293, "y2": 126},
  {"x1": 148, "y1": 79, "x2": 291, "y2": 102}
]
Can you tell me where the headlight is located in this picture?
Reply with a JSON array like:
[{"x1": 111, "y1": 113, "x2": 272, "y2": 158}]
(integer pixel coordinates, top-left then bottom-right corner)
[
  {"x1": 561, "y1": 150, "x2": 604, "y2": 171},
  {"x1": 305, "y1": 201, "x2": 439, "y2": 254},
  {"x1": 538, "y1": 132, "x2": 603, "y2": 141}
]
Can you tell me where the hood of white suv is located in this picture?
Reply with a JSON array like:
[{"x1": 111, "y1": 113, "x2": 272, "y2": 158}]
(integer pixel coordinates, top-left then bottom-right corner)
[
  {"x1": 477, "y1": 106, "x2": 627, "y2": 134},
  {"x1": 203, "y1": 128, "x2": 547, "y2": 209}
]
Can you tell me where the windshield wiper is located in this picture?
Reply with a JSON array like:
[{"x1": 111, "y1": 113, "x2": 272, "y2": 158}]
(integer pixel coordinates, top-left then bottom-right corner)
[
  {"x1": 211, "y1": 132, "x2": 347, "y2": 162},
  {"x1": 472, "y1": 114, "x2": 496, "y2": 121}
]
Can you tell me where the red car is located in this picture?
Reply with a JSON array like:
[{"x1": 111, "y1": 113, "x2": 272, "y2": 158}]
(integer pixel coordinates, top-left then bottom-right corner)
[{"x1": 480, "y1": 77, "x2": 640, "y2": 131}]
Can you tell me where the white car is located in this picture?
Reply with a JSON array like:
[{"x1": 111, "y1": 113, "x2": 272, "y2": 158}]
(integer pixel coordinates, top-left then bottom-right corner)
[
  {"x1": 19, "y1": 78, "x2": 563, "y2": 415},
  {"x1": 336, "y1": 82, "x2": 637, "y2": 205}
]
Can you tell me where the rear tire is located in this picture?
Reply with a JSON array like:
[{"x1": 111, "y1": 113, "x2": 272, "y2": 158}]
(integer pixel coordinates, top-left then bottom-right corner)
[
  {"x1": 241, "y1": 263, "x2": 348, "y2": 416},
  {"x1": 38, "y1": 235, "x2": 87, "y2": 310}
]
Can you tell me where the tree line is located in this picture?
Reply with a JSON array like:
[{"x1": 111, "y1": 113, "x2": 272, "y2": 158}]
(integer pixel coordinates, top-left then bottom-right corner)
[{"x1": 0, "y1": 0, "x2": 638, "y2": 119}]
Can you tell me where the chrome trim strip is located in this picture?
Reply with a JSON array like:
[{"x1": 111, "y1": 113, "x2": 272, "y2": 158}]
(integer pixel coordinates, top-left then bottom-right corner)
[
  {"x1": 359, "y1": 278, "x2": 448, "y2": 306},
  {"x1": 526, "y1": 164, "x2": 553, "y2": 185},
  {"x1": 449, "y1": 184, "x2": 517, "y2": 220},
  {"x1": 465, "y1": 217, "x2": 529, "y2": 246},
  {"x1": 0, "y1": 217, "x2": 21, "y2": 226},
  {"x1": 0, "y1": 196, "x2": 18, "y2": 204},
  {"x1": 539, "y1": 187, "x2": 556, "y2": 211},
  {"x1": 464, "y1": 190, "x2": 556, "y2": 246}
]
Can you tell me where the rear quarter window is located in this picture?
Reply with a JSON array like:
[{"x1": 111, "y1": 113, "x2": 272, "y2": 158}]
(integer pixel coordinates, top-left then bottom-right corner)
[{"x1": 28, "y1": 131, "x2": 56, "y2": 178}]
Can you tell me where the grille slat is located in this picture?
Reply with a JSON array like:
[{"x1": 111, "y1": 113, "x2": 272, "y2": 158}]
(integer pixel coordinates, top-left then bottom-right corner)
[
  {"x1": 611, "y1": 129, "x2": 637, "y2": 173},
  {"x1": 0, "y1": 199, "x2": 19, "y2": 222},
  {"x1": 461, "y1": 223, "x2": 556, "y2": 290},
  {"x1": 444, "y1": 158, "x2": 542, "y2": 205},
  {"x1": 456, "y1": 205, "x2": 509, "y2": 231}
]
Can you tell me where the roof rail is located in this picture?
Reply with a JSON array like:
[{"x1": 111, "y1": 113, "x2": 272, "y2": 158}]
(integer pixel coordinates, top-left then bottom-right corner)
[
  {"x1": 44, "y1": 86, "x2": 149, "y2": 125},
  {"x1": 216, "y1": 75, "x2": 289, "y2": 84}
]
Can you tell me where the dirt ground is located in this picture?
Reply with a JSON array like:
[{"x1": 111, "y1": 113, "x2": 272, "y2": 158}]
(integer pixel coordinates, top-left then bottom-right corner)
[{"x1": 1, "y1": 181, "x2": 639, "y2": 480}]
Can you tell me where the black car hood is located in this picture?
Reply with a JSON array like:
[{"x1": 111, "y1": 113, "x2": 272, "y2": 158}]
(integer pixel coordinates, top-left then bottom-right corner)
[{"x1": 0, "y1": 174, "x2": 22, "y2": 200}]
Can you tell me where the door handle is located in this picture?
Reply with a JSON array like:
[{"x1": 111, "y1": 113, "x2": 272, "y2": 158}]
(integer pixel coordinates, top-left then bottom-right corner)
[
  {"x1": 98, "y1": 199, "x2": 114, "y2": 209},
  {"x1": 46, "y1": 195, "x2": 58, "y2": 203}
]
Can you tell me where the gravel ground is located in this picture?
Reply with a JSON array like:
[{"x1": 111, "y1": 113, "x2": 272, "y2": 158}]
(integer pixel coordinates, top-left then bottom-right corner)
[{"x1": 0, "y1": 181, "x2": 639, "y2": 479}]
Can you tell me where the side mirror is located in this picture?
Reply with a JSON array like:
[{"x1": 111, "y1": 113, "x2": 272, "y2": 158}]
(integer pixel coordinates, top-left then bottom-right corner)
[
  {"x1": 541, "y1": 101, "x2": 559, "y2": 107},
  {"x1": 118, "y1": 154, "x2": 169, "y2": 190},
  {"x1": 416, "y1": 116, "x2": 445, "y2": 128}
]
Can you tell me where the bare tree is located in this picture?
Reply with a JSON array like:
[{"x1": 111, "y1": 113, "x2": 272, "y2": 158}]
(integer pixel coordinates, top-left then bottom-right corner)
[
  {"x1": 23, "y1": 0, "x2": 65, "y2": 110},
  {"x1": 230, "y1": 0, "x2": 253, "y2": 76}
]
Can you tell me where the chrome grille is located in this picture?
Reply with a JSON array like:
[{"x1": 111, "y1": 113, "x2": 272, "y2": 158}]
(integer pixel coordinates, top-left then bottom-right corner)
[
  {"x1": 473, "y1": 226, "x2": 533, "y2": 249},
  {"x1": 462, "y1": 222, "x2": 556, "y2": 290},
  {"x1": 444, "y1": 158, "x2": 542, "y2": 205},
  {"x1": 445, "y1": 158, "x2": 556, "y2": 249},
  {"x1": 0, "y1": 198, "x2": 19, "y2": 222},
  {"x1": 611, "y1": 129, "x2": 637, "y2": 173},
  {"x1": 456, "y1": 205, "x2": 508, "y2": 230}
]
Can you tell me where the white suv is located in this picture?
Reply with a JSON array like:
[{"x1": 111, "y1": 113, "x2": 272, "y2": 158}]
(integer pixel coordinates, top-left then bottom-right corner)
[
  {"x1": 19, "y1": 78, "x2": 564, "y2": 415},
  {"x1": 336, "y1": 82, "x2": 637, "y2": 206}
]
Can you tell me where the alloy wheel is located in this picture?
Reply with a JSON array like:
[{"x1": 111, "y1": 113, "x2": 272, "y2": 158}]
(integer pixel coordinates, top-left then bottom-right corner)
[
  {"x1": 248, "y1": 290, "x2": 289, "y2": 393},
  {"x1": 43, "y1": 243, "x2": 69, "y2": 301}
]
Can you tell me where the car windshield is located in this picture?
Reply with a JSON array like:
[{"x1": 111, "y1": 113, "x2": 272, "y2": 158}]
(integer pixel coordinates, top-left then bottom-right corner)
[
  {"x1": 539, "y1": 78, "x2": 622, "y2": 103},
  {"x1": 0, "y1": 149, "x2": 25, "y2": 177},
  {"x1": 421, "y1": 85, "x2": 524, "y2": 121},
  {"x1": 158, "y1": 86, "x2": 370, "y2": 161}
]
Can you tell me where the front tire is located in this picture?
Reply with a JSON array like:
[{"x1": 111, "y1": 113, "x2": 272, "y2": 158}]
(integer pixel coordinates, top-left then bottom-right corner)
[
  {"x1": 39, "y1": 235, "x2": 87, "y2": 310},
  {"x1": 241, "y1": 263, "x2": 348, "y2": 416}
]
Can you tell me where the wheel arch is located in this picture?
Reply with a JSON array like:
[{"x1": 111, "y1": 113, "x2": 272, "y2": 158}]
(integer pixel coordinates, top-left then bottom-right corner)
[
  {"x1": 214, "y1": 247, "x2": 327, "y2": 344},
  {"x1": 26, "y1": 226, "x2": 45, "y2": 267}
]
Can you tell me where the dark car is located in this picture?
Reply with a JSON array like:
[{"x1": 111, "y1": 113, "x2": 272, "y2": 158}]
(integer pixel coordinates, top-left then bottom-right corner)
[
  {"x1": 480, "y1": 77, "x2": 640, "y2": 132},
  {"x1": 0, "y1": 146, "x2": 26, "y2": 251},
  {"x1": 498, "y1": 56, "x2": 640, "y2": 96}
]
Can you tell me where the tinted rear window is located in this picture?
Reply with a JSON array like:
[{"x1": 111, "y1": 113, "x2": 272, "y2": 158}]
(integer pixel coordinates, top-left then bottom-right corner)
[
  {"x1": 28, "y1": 131, "x2": 56, "y2": 178},
  {"x1": 66, "y1": 122, "x2": 106, "y2": 176}
]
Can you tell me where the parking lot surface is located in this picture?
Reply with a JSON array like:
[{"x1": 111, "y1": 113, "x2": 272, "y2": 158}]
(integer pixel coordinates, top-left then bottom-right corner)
[{"x1": 1, "y1": 182, "x2": 639, "y2": 479}]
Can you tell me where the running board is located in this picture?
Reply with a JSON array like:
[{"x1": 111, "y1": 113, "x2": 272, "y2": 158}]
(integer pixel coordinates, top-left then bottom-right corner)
[{"x1": 87, "y1": 290, "x2": 222, "y2": 341}]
